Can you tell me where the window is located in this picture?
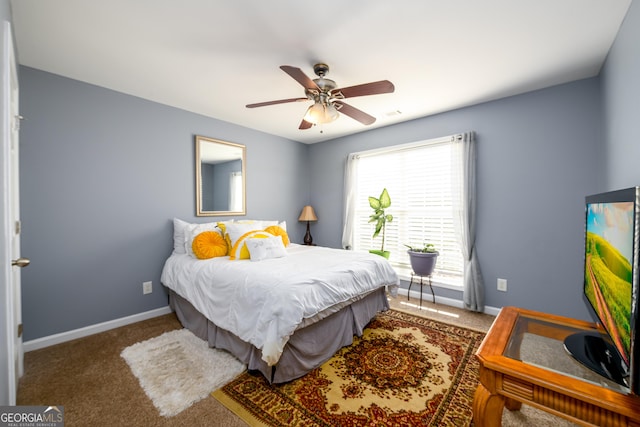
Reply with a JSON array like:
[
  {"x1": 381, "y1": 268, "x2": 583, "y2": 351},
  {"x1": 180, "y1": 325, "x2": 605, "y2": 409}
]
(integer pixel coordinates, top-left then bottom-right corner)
[{"x1": 344, "y1": 135, "x2": 464, "y2": 287}]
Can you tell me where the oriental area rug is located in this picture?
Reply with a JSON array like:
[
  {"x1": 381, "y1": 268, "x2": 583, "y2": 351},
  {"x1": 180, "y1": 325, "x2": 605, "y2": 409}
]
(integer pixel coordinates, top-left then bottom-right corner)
[{"x1": 212, "y1": 309, "x2": 485, "y2": 426}]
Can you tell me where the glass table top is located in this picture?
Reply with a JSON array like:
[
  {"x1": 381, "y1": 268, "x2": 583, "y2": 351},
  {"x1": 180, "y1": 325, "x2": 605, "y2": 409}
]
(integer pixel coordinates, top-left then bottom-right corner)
[{"x1": 503, "y1": 314, "x2": 629, "y2": 393}]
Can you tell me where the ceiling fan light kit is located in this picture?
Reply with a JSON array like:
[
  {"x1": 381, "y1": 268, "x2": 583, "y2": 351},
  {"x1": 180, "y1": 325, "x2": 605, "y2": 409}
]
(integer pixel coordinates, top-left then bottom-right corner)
[
  {"x1": 304, "y1": 98, "x2": 339, "y2": 125},
  {"x1": 246, "y1": 63, "x2": 394, "y2": 130}
]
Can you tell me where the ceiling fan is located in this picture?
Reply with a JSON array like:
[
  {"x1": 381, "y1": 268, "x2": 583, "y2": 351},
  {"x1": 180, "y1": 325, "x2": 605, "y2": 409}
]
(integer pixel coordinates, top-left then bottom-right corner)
[{"x1": 246, "y1": 63, "x2": 395, "y2": 130}]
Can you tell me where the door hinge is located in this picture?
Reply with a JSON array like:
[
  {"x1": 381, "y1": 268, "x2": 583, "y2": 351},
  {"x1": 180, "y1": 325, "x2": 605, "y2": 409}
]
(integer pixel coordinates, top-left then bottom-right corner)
[
  {"x1": 13, "y1": 114, "x2": 23, "y2": 132},
  {"x1": 15, "y1": 220, "x2": 20, "y2": 235},
  {"x1": 17, "y1": 323, "x2": 23, "y2": 338}
]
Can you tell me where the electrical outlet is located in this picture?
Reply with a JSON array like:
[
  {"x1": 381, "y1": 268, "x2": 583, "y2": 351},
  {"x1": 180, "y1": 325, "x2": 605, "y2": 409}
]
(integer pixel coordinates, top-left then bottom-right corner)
[
  {"x1": 497, "y1": 278, "x2": 507, "y2": 292},
  {"x1": 143, "y1": 281, "x2": 153, "y2": 295}
]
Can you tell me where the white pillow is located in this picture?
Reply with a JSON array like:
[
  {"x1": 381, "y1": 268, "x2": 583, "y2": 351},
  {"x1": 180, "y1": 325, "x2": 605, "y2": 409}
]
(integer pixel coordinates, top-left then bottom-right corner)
[
  {"x1": 245, "y1": 235, "x2": 287, "y2": 261},
  {"x1": 234, "y1": 219, "x2": 280, "y2": 228},
  {"x1": 173, "y1": 218, "x2": 190, "y2": 254},
  {"x1": 224, "y1": 222, "x2": 263, "y2": 248}
]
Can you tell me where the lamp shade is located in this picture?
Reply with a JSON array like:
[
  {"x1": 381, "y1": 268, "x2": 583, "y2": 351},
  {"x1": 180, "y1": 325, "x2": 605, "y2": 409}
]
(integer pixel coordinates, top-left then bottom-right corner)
[
  {"x1": 303, "y1": 102, "x2": 339, "y2": 125},
  {"x1": 298, "y1": 205, "x2": 318, "y2": 222}
]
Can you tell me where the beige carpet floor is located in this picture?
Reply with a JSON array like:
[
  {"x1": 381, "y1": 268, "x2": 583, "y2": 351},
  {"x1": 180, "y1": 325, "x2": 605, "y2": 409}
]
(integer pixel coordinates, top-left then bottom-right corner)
[{"x1": 17, "y1": 294, "x2": 577, "y2": 426}]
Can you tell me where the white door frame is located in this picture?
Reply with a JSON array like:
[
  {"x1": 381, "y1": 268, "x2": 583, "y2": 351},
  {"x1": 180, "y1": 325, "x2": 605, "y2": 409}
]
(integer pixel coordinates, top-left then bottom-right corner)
[{"x1": 1, "y1": 20, "x2": 21, "y2": 406}]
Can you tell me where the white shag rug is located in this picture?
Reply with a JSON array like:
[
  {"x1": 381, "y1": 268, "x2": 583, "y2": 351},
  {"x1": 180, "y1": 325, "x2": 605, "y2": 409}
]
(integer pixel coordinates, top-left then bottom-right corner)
[{"x1": 121, "y1": 329, "x2": 246, "y2": 417}]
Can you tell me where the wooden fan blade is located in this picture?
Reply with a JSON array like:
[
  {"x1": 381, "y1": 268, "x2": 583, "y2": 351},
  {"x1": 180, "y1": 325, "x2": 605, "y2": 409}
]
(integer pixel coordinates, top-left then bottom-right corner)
[
  {"x1": 280, "y1": 65, "x2": 319, "y2": 91},
  {"x1": 334, "y1": 101, "x2": 376, "y2": 125},
  {"x1": 333, "y1": 80, "x2": 395, "y2": 99},
  {"x1": 299, "y1": 119, "x2": 313, "y2": 130},
  {"x1": 246, "y1": 97, "x2": 307, "y2": 108}
]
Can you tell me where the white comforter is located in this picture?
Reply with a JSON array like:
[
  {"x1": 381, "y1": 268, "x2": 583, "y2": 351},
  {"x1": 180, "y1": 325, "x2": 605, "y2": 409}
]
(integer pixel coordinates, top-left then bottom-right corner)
[{"x1": 160, "y1": 244, "x2": 399, "y2": 366}]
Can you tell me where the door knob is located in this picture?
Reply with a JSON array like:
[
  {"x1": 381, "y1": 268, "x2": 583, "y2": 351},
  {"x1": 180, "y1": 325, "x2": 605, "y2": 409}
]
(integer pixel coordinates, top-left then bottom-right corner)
[{"x1": 11, "y1": 257, "x2": 30, "y2": 268}]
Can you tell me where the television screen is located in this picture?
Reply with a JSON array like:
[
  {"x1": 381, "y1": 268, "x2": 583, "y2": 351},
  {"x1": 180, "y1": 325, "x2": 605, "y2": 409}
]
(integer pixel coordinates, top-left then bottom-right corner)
[{"x1": 584, "y1": 199, "x2": 635, "y2": 366}]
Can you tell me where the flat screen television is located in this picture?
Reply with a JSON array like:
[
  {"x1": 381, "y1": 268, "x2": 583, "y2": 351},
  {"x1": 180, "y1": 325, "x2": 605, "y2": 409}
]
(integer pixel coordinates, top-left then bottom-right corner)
[{"x1": 564, "y1": 187, "x2": 640, "y2": 394}]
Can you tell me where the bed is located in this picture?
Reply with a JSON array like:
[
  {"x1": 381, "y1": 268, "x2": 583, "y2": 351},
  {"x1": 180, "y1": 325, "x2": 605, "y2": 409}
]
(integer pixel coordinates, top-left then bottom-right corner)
[{"x1": 160, "y1": 219, "x2": 399, "y2": 383}]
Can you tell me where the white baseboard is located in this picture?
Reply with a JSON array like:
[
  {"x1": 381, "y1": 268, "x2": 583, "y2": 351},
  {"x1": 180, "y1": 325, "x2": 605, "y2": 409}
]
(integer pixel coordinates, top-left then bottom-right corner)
[
  {"x1": 398, "y1": 287, "x2": 501, "y2": 317},
  {"x1": 23, "y1": 306, "x2": 173, "y2": 352}
]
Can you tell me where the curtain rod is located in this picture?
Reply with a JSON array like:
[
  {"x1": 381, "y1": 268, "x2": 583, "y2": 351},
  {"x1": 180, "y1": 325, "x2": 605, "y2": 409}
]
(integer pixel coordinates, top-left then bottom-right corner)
[{"x1": 348, "y1": 133, "x2": 464, "y2": 159}]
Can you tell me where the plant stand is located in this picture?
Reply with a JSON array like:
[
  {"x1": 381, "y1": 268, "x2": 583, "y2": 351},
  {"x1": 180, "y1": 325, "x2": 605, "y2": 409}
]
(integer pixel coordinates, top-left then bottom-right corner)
[{"x1": 407, "y1": 272, "x2": 435, "y2": 307}]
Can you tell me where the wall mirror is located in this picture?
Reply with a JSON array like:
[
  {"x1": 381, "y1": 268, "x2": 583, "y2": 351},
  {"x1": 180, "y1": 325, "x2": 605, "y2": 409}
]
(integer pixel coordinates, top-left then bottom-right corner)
[{"x1": 196, "y1": 135, "x2": 246, "y2": 216}]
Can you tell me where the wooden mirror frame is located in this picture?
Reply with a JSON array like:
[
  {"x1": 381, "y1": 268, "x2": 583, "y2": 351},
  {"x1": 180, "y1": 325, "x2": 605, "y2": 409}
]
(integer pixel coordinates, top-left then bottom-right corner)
[{"x1": 195, "y1": 135, "x2": 246, "y2": 216}]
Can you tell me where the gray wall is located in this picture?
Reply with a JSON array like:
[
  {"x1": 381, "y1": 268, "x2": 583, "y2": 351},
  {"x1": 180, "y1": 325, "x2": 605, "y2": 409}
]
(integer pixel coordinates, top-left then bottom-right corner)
[
  {"x1": 308, "y1": 78, "x2": 602, "y2": 321},
  {"x1": 19, "y1": 67, "x2": 309, "y2": 341},
  {"x1": 602, "y1": 0, "x2": 640, "y2": 190}
]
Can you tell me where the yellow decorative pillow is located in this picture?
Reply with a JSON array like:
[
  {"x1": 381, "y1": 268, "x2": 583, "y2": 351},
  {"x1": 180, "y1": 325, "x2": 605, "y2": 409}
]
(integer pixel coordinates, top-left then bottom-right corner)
[
  {"x1": 229, "y1": 230, "x2": 273, "y2": 260},
  {"x1": 264, "y1": 225, "x2": 290, "y2": 246},
  {"x1": 192, "y1": 231, "x2": 228, "y2": 259}
]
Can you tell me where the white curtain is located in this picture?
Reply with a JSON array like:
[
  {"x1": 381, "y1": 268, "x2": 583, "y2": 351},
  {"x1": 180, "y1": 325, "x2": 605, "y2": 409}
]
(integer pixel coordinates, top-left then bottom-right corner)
[
  {"x1": 342, "y1": 153, "x2": 359, "y2": 249},
  {"x1": 451, "y1": 132, "x2": 485, "y2": 312}
]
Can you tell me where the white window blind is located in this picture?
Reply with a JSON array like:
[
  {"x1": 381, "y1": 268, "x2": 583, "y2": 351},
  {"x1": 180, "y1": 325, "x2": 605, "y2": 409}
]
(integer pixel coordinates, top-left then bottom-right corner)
[{"x1": 350, "y1": 137, "x2": 464, "y2": 286}]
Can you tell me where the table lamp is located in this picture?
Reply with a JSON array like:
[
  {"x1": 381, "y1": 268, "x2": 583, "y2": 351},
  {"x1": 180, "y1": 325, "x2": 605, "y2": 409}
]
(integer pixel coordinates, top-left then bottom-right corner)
[{"x1": 298, "y1": 205, "x2": 318, "y2": 245}]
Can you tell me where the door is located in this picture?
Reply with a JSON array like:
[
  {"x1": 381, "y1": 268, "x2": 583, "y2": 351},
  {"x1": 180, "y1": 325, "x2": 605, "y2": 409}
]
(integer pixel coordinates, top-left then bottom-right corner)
[{"x1": 1, "y1": 21, "x2": 23, "y2": 406}]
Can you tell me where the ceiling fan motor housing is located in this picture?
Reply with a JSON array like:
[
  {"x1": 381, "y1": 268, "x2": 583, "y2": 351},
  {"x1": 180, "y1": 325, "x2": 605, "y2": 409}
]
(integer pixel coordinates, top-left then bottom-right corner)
[{"x1": 307, "y1": 78, "x2": 337, "y2": 96}]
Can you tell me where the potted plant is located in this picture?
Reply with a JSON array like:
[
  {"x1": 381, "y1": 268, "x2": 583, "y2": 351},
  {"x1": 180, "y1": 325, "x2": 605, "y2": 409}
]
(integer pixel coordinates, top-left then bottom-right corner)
[
  {"x1": 368, "y1": 188, "x2": 393, "y2": 259},
  {"x1": 404, "y1": 242, "x2": 439, "y2": 276}
]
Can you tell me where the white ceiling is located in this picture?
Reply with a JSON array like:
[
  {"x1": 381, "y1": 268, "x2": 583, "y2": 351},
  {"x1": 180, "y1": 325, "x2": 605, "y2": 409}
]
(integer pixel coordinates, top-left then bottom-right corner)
[{"x1": 10, "y1": 0, "x2": 631, "y2": 144}]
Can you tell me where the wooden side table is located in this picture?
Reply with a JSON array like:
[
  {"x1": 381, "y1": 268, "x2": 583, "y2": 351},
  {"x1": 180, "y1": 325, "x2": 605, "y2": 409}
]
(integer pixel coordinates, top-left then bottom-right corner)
[{"x1": 473, "y1": 306, "x2": 640, "y2": 427}]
